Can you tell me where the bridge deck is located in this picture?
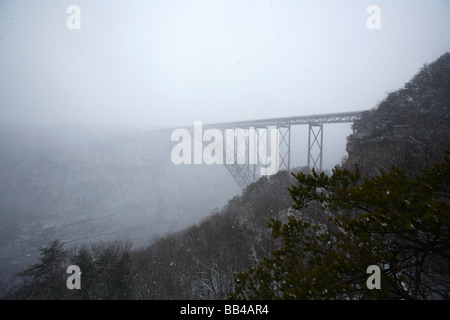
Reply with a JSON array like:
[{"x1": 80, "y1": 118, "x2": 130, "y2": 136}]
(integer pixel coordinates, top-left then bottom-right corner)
[{"x1": 177, "y1": 110, "x2": 365, "y2": 130}]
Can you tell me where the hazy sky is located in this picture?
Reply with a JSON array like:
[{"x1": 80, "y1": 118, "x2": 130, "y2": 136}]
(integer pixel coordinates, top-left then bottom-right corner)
[{"x1": 1, "y1": 0, "x2": 449, "y2": 129}]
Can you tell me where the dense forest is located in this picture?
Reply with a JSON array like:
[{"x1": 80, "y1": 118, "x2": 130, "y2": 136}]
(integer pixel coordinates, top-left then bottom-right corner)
[
  {"x1": 346, "y1": 52, "x2": 450, "y2": 177},
  {"x1": 2, "y1": 53, "x2": 449, "y2": 300}
]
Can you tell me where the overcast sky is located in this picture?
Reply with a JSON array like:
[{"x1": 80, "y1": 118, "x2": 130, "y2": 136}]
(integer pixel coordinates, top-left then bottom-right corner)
[{"x1": 1, "y1": 0, "x2": 449, "y2": 129}]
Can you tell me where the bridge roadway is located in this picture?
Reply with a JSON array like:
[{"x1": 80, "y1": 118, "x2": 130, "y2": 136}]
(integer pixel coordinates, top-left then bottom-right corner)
[{"x1": 200, "y1": 110, "x2": 365, "y2": 129}]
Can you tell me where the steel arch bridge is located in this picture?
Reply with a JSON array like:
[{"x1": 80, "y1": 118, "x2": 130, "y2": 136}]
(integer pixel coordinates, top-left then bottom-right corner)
[{"x1": 166, "y1": 110, "x2": 366, "y2": 189}]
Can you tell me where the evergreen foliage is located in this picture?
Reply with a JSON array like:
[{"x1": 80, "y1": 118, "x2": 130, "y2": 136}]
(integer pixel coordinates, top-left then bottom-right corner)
[
  {"x1": 5, "y1": 240, "x2": 134, "y2": 300},
  {"x1": 231, "y1": 153, "x2": 450, "y2": 299}
]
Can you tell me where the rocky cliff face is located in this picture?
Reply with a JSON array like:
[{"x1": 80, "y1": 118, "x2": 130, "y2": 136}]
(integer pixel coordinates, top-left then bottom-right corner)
[{"x1": 346, "y1": 52, "x2": 450, "y2": 177}]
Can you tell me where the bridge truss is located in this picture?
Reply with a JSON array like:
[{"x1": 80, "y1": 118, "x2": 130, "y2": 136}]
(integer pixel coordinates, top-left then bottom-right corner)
[{"x1": 172, "y1": 111, "x2": 365, "y2": 190}]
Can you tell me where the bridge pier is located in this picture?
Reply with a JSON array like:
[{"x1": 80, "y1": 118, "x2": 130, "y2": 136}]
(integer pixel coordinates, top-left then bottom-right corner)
[
  {"x1": 222, "y1": 127, "x2": 258, "y2": 189},
  {"x1": 307, "y1": 123, "x2": 323, "y2": 173},
  {"x1": 278, "y1": 125, "x2": 291, "y2": 172}
]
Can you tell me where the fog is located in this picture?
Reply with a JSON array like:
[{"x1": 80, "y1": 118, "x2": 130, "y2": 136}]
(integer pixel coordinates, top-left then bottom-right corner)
[
  {"x1": 1, "y1": 1, "x2": 449, "y2": 128},
  {"x1": 1, "y1": 0, "x2": 450, "y2": 295}
]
